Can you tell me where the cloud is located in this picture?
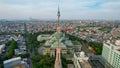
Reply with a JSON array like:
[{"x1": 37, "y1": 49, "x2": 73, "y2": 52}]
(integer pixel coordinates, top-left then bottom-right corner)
[
  {"x1": 0, "y1": 0, "x2": 120, "y2": 20},
  {"x1": 101, "y1": 1, "x2": 120, "y2": 10}
]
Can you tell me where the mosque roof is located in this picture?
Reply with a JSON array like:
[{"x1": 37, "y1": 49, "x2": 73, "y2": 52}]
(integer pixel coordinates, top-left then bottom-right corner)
[{"x1": 44, "y1": 32, "x2": 73, "y2": 49}]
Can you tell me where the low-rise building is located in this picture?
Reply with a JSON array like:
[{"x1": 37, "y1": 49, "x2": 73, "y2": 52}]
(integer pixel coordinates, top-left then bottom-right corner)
[
  {"x1": 0, "y1": 44, "x2": 5, "y2": 54},
  {"x1": 3, "y1": 57, "x2": 28, "y2": 68},
  {"x1": 15, "y1": 46, "x2": 26, "y2": 55},
  {"x1": 73, "y1": 51, "x2": 92, "y2": 68},
  {"x1": 37, "y1": 34, "x2": 50, "y2": 42}
]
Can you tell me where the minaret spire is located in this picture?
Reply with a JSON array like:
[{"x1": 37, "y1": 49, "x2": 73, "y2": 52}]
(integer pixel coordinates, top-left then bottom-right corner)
[
  {"x1": 57, "y1": 5, "x2": 60, "y2": 26},
  {"x1": 57, "y1": 5, "x2": 61, "y2": 33},
  {"x1": 57, "y1": 0, "x2": 60, "y2": 26},
  {"x1": 57, "y1": 3, "x2": 61, "y2": 48},
  {"x1": 54, "y1": 0, "x2": 62, "y2": 68}
]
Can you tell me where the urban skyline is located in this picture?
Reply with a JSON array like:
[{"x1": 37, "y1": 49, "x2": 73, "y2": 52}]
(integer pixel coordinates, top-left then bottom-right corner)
[
  {"x1": 0, "y1": 0, "x2": 120, "y2": 68},
  {"x1": 0, "y1": 0, "x2": 120, "y2": 20}
]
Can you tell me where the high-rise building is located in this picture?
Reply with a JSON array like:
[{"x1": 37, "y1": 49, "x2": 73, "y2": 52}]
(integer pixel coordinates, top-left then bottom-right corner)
[{"x1": 102, "y1": 40, "x2": 120, "y2": 68}]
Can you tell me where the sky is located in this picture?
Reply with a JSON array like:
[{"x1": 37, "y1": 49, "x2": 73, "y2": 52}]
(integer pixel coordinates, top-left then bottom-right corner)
[{"x1": 0, "y1": 0, "x2": 120, "y2": 20}]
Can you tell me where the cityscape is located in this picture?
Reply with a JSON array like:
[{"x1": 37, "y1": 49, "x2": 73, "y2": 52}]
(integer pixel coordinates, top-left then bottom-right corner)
[{"x1": 0, "y1": 0, "x2": 120, "y2": 68}]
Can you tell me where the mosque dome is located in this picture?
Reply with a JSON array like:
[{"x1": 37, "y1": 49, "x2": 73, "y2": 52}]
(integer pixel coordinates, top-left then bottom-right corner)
[
  {"x1": 115, "y1": 40, "x2": 120, "y2": 46},
  {"x1": 80, "y1": 51, "x2": 85, "y2": 58},
  {"x1": 37, "y1": 35, "x2": 41, "y2": 41}
]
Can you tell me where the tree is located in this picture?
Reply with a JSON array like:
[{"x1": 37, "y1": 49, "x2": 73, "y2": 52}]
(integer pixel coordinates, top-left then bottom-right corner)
[
  {"x1": 31, "y1": 55, "x2": 54, "y2": 68},
  {"x1": 6, "y1": 40, "x2": 18, "y2": 58}
]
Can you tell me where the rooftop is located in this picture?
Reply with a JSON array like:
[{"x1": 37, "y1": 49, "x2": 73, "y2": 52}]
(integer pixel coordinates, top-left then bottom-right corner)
[
  {"x1": 74, "y1": 51, "x2": 91, "y2": 68},
  {"x1": 105, "y1": 40, "x2": 120, "y2": 46},
  {"x1": 80, "y1": 60, "x2": 92, "y2": 68},
  {"x1": 89, "y1": 60, "x2": 104, "y2": 68},
  {"x1": 4, "y1": 57, "x2": 21, "y2": 64},
  {"x1": 44, "y1": 32, "x2": 74, "y2": 49}
]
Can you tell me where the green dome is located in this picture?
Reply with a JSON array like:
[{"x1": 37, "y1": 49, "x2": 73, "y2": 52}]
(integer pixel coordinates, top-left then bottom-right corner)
[{"x1": 45, "y1": 31, "x2": 73, "y2": 49}]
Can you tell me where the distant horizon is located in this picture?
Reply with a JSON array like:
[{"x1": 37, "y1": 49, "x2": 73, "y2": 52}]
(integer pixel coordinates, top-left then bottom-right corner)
[
  {"x1": 0, "y1": 18, "x2": 120, "y2": 21},
  {"x1": 0, "y1": 0, "x2": 120, "y2": 20},
  {"x1": 0, "y1": 16, "x2": 120, "y2": 21}
]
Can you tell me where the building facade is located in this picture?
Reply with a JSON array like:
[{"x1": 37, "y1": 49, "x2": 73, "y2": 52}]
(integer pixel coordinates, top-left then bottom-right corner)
[{"x1": 102, "y1": 40, "x2": 120, "y2": 68}]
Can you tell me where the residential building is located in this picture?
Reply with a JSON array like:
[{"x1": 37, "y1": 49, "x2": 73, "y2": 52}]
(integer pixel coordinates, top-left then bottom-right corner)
[{"x1": 102, "y1": 40, "x2": 120, "y2": 68}]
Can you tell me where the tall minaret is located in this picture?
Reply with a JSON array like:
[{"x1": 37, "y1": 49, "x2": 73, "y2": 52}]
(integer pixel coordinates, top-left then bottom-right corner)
[
  {"x1": 57, "y1": 5, "x2": 61, "y2": 48},
  {"x1": 57, "y1": 5, "x2": 60, "y2": 27},
  {"x1": 54, "y1": 5, "x2": 62, "y2": 68}
]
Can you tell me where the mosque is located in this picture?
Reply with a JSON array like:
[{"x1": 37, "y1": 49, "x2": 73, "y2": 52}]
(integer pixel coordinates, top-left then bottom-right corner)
[
  {"x1": 37, "y1": 1, "x2": 81, "y2": 68},
  {"x1": 38, "y1": 4, "x2": 81, "y2": 57}
]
